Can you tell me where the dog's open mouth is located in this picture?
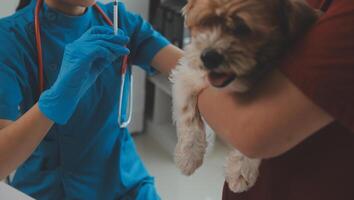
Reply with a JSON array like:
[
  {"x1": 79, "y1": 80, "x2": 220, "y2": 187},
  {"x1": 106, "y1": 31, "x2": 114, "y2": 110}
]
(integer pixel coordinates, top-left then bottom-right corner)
[{"x1": 208, "y1": 72, "x2": 236, "y2": 88}]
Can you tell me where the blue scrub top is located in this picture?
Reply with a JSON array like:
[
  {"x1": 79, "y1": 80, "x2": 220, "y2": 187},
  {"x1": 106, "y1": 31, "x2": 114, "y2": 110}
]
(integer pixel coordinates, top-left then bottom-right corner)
[{"x1": 0, "y1": 1, "x2": 170, "y2": 199}]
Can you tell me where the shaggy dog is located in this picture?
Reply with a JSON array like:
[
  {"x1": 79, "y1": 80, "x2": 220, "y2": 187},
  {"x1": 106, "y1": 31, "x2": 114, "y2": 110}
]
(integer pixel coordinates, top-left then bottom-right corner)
[{"x1": 170, "y1": 0, "x2": 320, "y2": 193}]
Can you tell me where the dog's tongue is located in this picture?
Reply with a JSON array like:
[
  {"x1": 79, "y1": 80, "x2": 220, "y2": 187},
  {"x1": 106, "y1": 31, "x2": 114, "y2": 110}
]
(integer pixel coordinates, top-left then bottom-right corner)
[{"x1": 208, "y1": 72, "x2": 236, "y2": 88}]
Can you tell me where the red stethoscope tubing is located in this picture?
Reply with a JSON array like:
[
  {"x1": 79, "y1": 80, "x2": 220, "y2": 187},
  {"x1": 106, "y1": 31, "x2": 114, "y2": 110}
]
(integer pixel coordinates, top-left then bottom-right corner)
[{"x1": 34, "y1": 0, "x2": 129, "y2": 94}]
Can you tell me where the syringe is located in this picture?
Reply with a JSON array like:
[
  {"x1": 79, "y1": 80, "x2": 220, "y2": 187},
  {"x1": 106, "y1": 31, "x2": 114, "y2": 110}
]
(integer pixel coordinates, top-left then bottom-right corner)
[{"x1": 113, "y1": 0, "x2": 118, "y2": 35}]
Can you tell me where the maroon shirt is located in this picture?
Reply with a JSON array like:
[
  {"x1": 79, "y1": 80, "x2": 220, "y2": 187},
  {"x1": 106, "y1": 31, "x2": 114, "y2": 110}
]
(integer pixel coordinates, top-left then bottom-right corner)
[{"x1": 222, "y1": 0, "x2": 354, "y2": 199}]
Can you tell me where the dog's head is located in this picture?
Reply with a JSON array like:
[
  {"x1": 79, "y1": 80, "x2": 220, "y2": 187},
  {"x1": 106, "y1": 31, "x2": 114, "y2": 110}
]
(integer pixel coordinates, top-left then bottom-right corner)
[{"x1": 183, "y1": 0, "x2": 319, "y2": 91}]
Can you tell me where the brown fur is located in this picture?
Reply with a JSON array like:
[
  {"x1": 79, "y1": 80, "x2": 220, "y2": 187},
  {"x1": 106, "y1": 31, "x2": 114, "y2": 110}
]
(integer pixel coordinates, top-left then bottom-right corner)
[{"x1": 184, "y1": 0, "x2": 319, "y2": 90}]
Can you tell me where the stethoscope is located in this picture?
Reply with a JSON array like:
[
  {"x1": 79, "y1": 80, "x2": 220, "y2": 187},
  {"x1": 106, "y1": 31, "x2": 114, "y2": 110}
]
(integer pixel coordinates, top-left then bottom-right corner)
[{"x1": 34, "y1": 0, "x2": 133, "y2": 128}]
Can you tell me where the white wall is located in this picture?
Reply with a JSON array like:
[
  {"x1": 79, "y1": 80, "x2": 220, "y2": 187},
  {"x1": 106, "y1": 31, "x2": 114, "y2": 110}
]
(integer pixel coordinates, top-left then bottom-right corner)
[
  {"x1": 99, "y1": 0, "x2": 149, "y2": 19},
  {"x1": 0, "y1": 1, "x2": 149, "y2": 19},
  {"x1": 0, "y1": 0, "x2": 17, "y2": 18}
]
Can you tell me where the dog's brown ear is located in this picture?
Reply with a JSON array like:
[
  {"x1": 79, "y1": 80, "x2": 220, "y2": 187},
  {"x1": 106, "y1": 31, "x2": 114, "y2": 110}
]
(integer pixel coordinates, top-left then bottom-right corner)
[
  {"x1": 182, "y1": 0, "x2": 196, "y2": 16},
  {"x1": 182, "y1": 0, "x2": 197, "y2": 28},
  {"x1": 278, "y1": 0, "x2": 320, "y2": 40}
]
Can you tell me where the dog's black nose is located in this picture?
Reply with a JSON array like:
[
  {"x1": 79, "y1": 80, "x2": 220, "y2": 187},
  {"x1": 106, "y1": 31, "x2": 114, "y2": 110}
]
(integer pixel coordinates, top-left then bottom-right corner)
[{"x1": 200, "y1": 49, "x2": 224, "y2": 70}]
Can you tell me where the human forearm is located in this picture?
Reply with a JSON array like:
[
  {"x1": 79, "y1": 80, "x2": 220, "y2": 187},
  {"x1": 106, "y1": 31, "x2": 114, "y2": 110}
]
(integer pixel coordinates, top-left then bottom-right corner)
[
  {"x1": 0, "y1": 104, "x2": 53, "y2": 179},
  {"x1": 198, "y1": 70, "x2": 333, "y2": 159},
  {"x1": 151, "y1": 44, "x2": 183, "y2": 76}
]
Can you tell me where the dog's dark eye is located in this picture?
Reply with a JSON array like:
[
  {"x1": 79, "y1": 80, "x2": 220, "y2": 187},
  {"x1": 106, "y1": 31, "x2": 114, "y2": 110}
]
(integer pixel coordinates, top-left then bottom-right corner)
[{"x1": 233, "y1": 17, "x2": 251, "y2": 36}]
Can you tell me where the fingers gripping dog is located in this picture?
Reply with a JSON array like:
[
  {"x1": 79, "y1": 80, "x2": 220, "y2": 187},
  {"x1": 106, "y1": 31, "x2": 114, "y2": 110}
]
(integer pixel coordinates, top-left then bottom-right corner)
[{"x1": 170, "y1": 0, "x2": 320, "y2": 193}]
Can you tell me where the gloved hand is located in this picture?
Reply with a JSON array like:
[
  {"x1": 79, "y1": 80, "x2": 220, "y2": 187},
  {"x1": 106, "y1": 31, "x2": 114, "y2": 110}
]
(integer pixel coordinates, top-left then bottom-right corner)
[{"x1": 38, "y1": 26, "x2": 130, "y2": 125}]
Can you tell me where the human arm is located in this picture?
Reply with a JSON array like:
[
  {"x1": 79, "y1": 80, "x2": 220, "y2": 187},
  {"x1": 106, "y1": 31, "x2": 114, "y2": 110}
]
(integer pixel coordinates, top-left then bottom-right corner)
[
  {"x1": 144, "y1": 20, "x2": 328, "y2": 157},
  {"x1": 147, "y1": 34, "x2": 333, "y2": 160},
  {"x1": 0, "y1": 105, "x2": 53, "y2": 180},
  {"x1": 198, "y1": 3, "x2": 354, "y2": 159},
  {"x1": 147, "y1": 29, "x2": 333, "y2": 159},
  {"x1": 114, "y1": 2, "x2": 183, "y2": 75},
  {"x1": 150, "y1": 44, "x2": 183, "y2": 76},
  {"x1": 0, "y1": 120, "x2": 12, "y2": 129},
  {"x1": 147, "y1": 34, "x2": 333, "y2": 158},
  {"x1": 198, "y1": 70, "x2": 333, "y2": 159},
  {"x1": 144, "y1": 24, "x2": 326, "y2": 160}
]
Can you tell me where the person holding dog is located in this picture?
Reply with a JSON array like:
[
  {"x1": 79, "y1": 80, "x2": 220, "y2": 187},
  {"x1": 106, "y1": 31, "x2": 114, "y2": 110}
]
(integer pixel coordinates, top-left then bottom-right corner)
[{"x1": 197, "y1": 0, "x2": 354, "y2": 199}]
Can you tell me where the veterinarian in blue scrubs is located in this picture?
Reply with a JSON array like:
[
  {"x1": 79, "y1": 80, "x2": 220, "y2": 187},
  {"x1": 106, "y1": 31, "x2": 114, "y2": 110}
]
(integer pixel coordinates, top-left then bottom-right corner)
[{"x1": 0, "y1": 0, "x2": 182, "y2": 199}]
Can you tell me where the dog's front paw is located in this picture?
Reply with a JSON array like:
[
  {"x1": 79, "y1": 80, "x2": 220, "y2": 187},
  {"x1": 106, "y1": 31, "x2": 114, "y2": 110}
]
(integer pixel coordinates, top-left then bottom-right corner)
[
  {"x1": 225, "y1": 150, "x2": 261, "y2": 193},
  {"x1": 175, "y1": 140, "x2": 206, "y2": 176}
]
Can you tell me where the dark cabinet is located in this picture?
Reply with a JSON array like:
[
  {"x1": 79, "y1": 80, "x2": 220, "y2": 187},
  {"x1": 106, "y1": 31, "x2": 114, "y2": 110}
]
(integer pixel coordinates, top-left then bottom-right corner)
[{"x1": 149, "y1": 0, "x2": 189, "y2": 48}]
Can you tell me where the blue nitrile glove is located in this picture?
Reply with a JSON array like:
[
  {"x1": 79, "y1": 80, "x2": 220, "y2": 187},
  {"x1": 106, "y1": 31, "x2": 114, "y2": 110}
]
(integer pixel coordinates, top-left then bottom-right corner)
[{"x1": 38, "y1": 26, "x2": 130, "y2": 125}]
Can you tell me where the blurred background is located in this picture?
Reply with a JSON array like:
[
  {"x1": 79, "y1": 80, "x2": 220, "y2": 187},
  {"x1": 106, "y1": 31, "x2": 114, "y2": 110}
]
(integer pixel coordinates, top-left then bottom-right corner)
[{"x1": 0, "y1": 1, "x2": 228, "y2": 199}]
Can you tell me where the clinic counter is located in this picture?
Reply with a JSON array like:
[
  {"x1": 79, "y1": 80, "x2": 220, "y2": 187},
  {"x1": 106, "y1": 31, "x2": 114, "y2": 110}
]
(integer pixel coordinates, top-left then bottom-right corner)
[{"x1": 0, "y1": 182, "x2": 35, "y2": 200}]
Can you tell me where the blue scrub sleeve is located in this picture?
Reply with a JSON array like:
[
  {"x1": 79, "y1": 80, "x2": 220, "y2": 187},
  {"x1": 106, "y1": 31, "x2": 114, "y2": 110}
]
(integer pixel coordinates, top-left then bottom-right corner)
[
  {"x1": 128, "y1": 15, "x2": 170, "y2": 75},
  {"x1": 0, "y1": 65, "x2": 23, "y2": 120},
  {"x1": 106, "y1": 3, "x2": 171, "y2": 75},
  {"x1": 0, "y1": 27, "x2": 24, "y2": 121},
  {"x1": 134, "y1": 179, "x2": 161, "y2": 200}
]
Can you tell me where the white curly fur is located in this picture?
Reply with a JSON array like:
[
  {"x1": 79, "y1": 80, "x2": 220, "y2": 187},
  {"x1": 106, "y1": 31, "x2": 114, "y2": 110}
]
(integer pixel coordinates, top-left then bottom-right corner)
[
  {"x1": 170, "y1": 29, "x2": 261, "y2": 193},
  {"x1": 225, "y1": 150, "x2": 261, "y2": 192},
  {"x1": 170, "y1": 52, "x2": 209, "y2": 175}
]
